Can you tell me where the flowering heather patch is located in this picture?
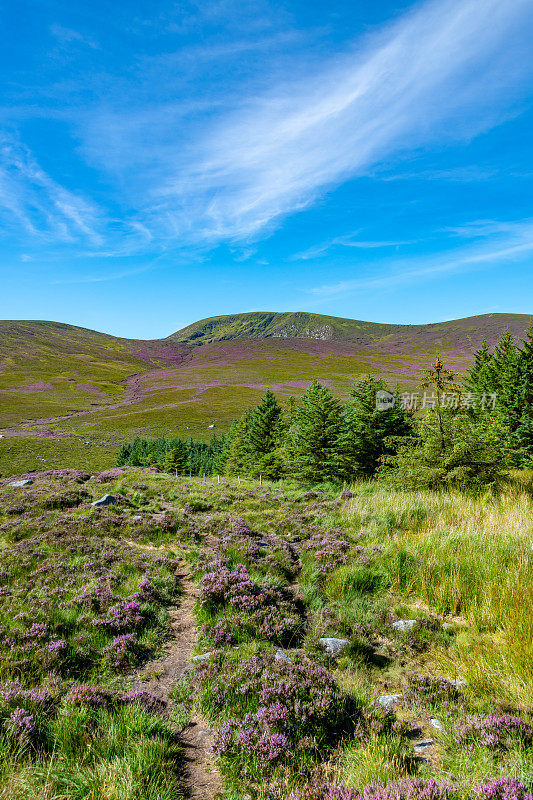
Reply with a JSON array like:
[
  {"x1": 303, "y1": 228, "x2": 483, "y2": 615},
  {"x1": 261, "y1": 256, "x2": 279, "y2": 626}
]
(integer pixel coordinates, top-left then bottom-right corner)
[
  {"x1": 475, "y1": 778, "x2": 533, "y2": 800},
  {"x1": 0, "y1": 531, "x2": 179, "y2": 683},
  {"x1": 199, "y1": 561, "x2": 301, "y2": 645},
  {"x1": 198, "y1": 651, "x2": 357, "y2": 785},
  {"x1": 405, "y1": 675, "x2": 462, "y2": 709},
  {"x1": 217, "y1": 517, "x2": 298, "y2": 578},
  {"x1": 287, "y1": 779, "x2": 459, "y2": 800},
  {"x1": 302, "y1": 530, "x2": 356, "y2": 575},
  {"x1": 455, "y1": 714, "x2": 533, "y2": 751}
]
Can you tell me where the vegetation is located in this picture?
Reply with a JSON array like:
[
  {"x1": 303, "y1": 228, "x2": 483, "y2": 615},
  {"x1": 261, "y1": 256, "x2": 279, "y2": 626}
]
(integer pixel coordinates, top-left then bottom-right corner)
[{"x1": 1, "y1": 321, "x2": 533, "y2": 798}]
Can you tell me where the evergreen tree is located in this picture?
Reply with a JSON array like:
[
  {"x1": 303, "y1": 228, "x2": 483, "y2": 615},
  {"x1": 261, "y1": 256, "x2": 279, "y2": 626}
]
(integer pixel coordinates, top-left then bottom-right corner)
[
  {"x1": 339, "y1": 376, "x2": 412, "y2": 479},
  {"x1": 164, "y1": 441, "x2": 187, "y2": 474},
  {"x1": 381, "y1": 411, "x2": 503, "y2": 491},
  {"x1": 247, "y1": 390, "x2": 283, "y2": 456},
  {"x1": 287, "y1": 380, "x2": 343, "y2": 483},
  {"x1": 224, "y1": 411, "x2": 253, "y2": 476},
  {"x1": 464, "y1": 338, "x2": 495, "y2": 399}
]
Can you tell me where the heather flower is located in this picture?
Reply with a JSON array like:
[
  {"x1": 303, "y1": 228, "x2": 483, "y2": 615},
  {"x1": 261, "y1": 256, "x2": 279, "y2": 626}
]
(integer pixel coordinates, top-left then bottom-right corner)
[
  {"x1": 455, "y1": 714, "x2": 533, "y2": 751},
  {"x1": 475, "y1": 778, "x2": 533, "y2": 800},
  {"x1": 4, "y1": 707, "x2": 37, "y2": 747}
]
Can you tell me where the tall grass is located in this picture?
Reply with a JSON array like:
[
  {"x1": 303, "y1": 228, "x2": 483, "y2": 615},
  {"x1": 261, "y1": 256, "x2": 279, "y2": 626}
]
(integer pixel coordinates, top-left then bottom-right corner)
[{"x1": 342, "y1": 484, "x2": 533, "y2": 707}]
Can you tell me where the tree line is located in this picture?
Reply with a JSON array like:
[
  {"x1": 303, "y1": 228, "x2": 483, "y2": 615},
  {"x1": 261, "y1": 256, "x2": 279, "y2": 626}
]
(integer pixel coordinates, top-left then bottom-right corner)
[{"x1": 117, "y1": 326, "x2": 533, "y2": 490}]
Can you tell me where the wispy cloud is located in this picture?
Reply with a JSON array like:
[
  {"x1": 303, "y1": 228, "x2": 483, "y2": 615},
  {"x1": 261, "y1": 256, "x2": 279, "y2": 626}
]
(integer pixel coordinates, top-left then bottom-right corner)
[
  {"x1": 0, "y1": 137, "x2": 103, "y2": 245},
  {"x1": 138, "y1": 0, "x2": 532, "y2": 243},
  {"x1": 309, "y1": 219, "x2": 533, "y2": 297},
  {"x1": 49, "y1": 24, "x2": 99, "y2": 50},
  {"x1": 292, "y1": 234, "x2": 415, "y2": 261}
]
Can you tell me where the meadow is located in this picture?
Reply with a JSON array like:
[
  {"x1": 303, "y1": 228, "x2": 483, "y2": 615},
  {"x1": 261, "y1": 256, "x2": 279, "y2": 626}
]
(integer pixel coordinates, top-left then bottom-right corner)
[
  {"x1": 1, "y1": 311, "x2": 530, "y2": 477},
  {"x1": 0, "y1": 466, "x2": 530, "y2": 799}
]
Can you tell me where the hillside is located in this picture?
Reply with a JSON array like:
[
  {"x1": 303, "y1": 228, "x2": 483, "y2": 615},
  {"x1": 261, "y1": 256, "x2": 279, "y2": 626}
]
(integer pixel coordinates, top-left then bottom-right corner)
[
  {"x1": 168, "y1": 310, "x2": 533, "y2": 347},
  {"x1": 0, "y1": 311, "x2": 532, "y2": 475}
]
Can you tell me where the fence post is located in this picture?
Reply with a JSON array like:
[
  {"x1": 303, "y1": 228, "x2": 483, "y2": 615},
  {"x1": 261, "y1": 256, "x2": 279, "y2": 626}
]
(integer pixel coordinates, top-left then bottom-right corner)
[
  {"x1": 260, "y1": 474, "x2": 262, "y2": 486},
  {"x1": 217, "y1": 475, "x2": 220, "y2": 484},
  {"x1": 203, "y1": 473, "x2": 206, "y2": 483}
]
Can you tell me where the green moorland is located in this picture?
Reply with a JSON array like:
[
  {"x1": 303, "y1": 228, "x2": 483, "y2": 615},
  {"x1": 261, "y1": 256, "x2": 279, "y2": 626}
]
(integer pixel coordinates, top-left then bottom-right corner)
[
  {"x1": 1, "y1": 311, "x2": 532, "y2": 476},
  {"x1": 0, "y1": 467, "x2": 531, "y2": 799}
]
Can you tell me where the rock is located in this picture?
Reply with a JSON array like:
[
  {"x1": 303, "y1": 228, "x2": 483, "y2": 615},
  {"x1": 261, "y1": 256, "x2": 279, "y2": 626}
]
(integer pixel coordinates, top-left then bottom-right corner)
[
  {"x1": 451, "y1": 679, "x2": 467, "y2": 689},
  {"x1": 131, "y1": 515, "x2": 143, "y2": 522},
  {"x1": 413, "y1": 740, "x2": 434, "y2": 755},
  {"x1": 318, "y1": 637, "x2": 350, "y2": 656},
  {"x1": 430, "y1": 718, "x2": 443, "y2": 731},
  {"x1": 191, "y1": 652, "x2": 212, "y2": 663},
  {"x1": 91, "y1": 494, "x2": 117, "y2": 507},
  {"x1": 392, "y1": 619, "x2": 416, "y2": 632},
  {"x1": 208, "y1": 424, "x2": 215, "y2": 429},
  {"x1": 8, "y1": 479, "x2": 33, "y2": 487},
  {"x1": 441, "y1": 622, "x2": 451, "y2": 630},
  {"x1": 376, "y1": 693, "x2": 403, "y2": 711},
  {"x1": 274, "y1": 648, "x2": 291, "y2": 663},
  {"x1": 256, "y1": 539, "x2": 269, "y2": 548}
]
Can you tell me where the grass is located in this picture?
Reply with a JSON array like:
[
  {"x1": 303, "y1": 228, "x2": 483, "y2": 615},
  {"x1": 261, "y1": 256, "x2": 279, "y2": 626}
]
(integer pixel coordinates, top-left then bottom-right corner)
[
  {"x1": 0, "y1": 467, "x2": 532, "y2": 798},
  {"x1": 3, "y1": 312, "x2": 532, "y2": 476},
  {"x1": 341, "y1": 483, "x2": 533, "y2": 707}
]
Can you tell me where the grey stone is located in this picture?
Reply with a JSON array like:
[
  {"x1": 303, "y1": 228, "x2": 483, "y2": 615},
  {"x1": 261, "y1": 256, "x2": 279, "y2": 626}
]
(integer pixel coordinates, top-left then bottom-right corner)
[
  {"x1": 191, "y1": 652, "x2": 211, "y2": 663},
  {"x1": 430, "y1": 718, "x2": 443, "y2": 731},
  {"x1": 392, "y1": 619, "x2": 416, "y2": 632},
  {"x1": 413, "y1": 740, "x2": 434, "y2": 754},
  {"x1": 376, "y1": 693, "x2": 403, "y2": 711},
  {"x1": 8, "y1": 479, "x2": 33, "y2": 487},
  {"x1": 451, "y1": 679, "x2": 467, "y2": 689},
  {"x1": 442, "y1": 622, "x2": 451, "y2": 630},
  {"x1": 274, "y1": 648, "x2": 291, "y2": 663},
  {"x1": 318, "y1": 637, "x2": 350, "y2": 656},
  {"x1": 91, "y1": 494, "x2": 117, "y2": 507},
  {"x1": 132, "y1": 515, "x2": 143, "y2": 522}
]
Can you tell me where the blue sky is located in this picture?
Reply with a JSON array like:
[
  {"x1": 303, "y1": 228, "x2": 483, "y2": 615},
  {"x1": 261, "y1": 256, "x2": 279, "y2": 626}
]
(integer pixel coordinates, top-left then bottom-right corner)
[{"x1": 1, "y1": 0, "x2": 533, "y2": 338}]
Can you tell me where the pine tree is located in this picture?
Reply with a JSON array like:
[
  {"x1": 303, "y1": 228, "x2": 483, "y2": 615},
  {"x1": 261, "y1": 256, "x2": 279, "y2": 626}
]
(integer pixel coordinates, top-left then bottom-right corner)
[
  {"x1": 164, "y1": 441, "x2": 187, "y2": 474},
  {"x1": 287, "y1": 380, "x2": 343, "y2": 483},
  {"x1": 465, "y1": 338, "x2": 495, "y2": 399},
  {"x1": 224, "y1": 411, "x2": 253, "y2": 476},
  {"x1": 339, "y1": 376, "x2": 412, "y2": 479},
  {"x1": 247, "y1": 390, "x2": 283, "y2": 457}
]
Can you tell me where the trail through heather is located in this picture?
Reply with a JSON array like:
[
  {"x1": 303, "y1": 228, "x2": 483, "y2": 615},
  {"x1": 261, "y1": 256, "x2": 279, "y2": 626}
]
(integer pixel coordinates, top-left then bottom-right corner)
[{"x1": 135, "y1": 558, "x2": 222, "y2": 800}]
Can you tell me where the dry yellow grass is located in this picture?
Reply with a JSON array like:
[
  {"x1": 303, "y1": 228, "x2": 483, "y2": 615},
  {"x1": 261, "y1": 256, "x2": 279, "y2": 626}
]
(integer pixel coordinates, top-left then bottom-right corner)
[{"x1": 341, "y1": 483, "x2": 533, "y2": 707}]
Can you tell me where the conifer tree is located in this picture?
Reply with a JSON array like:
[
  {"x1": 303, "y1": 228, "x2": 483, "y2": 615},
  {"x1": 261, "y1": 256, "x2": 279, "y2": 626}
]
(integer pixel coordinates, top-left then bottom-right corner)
[
  {"x1": 287, "y1": 380, "x2": 343, "y2": 483},
  {"x1": 224, "y1": 411, "x2": 253, "y2": 476},
  {"x1": 339, "y1": 376, "x2": 412, "y2": 479},
  {"x1": 247, "y1": 390, "x2": 283, "y2": 457},
  {"x1": 164, "y1": 441, "x2": 187, "y2": 474}
]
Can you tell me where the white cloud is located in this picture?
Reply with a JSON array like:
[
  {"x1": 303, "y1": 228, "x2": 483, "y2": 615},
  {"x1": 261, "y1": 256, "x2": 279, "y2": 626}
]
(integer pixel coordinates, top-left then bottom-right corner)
[
  {"x1": 49, "y1": 24, "x2": 99, "y2": 50},
  {"x1": 0, "y1": 137, "x2": 103, "y2": 245},
  {"x1": 140, "y1": 0, "x2": 533, "y2": 243},
  {"x1": 309, "y1": 219, "x2": 533, "y2": 297}
]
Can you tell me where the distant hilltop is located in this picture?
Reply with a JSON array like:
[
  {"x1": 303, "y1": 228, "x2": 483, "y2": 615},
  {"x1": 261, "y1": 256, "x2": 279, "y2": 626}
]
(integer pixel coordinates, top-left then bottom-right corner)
[{"x1": 167, "y1": 310, "x2": 533, "y2": 348}]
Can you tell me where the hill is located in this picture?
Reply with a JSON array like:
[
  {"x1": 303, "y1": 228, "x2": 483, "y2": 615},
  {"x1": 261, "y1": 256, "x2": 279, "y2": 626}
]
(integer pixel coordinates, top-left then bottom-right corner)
[
  {"x1": 168, "y1": 310, "x2": 532, "y2": 347},
  {"x1": 0, "y1": 311, "x2": 531, "y2": 474}
]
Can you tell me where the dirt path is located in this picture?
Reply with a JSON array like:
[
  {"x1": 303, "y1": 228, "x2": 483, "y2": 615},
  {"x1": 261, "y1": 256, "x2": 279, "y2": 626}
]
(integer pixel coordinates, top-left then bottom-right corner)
[{"x1": 137, "y1": 563, "x2": 222, "y2": 800}]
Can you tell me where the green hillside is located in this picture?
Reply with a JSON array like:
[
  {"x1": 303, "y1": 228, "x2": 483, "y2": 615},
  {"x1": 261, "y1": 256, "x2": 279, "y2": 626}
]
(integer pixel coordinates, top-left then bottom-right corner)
[{"x1": 1, "y1": 311, "x2": 532, "y2": 475}]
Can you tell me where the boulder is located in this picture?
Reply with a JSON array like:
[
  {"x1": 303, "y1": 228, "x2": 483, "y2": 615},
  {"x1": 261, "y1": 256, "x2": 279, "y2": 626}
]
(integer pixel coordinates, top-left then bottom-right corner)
[
  {"x1": 413, "y1": 740, "x2": 434, "y2": 755},
  {"x1": 8, "y1": 479, "x2": 33, "y2": 487},
  {"x1": 451, "y1": 679, "x2": 467, "y2": 689},
  {"x1": 376, "y1": 693, "x2": 403, "y2": 711},
  {"x1": 91, "y1": 494, "x2": 117, "y2": 508},
  {"x1": 191, "y1": 652, "x2": 211, "y2": 663},
  {"x1": 274, "y1": 648, "x2": 291, "y2": 663},
  {"x1": 392, "y1": 619, "x2": 416, "y2": 632},
  {"x1": 430, "y1": 718, "x2": 443, "y2": 731},
  {"x1": 318, "y1": 637, "x2": 350, "y2": 656}
]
